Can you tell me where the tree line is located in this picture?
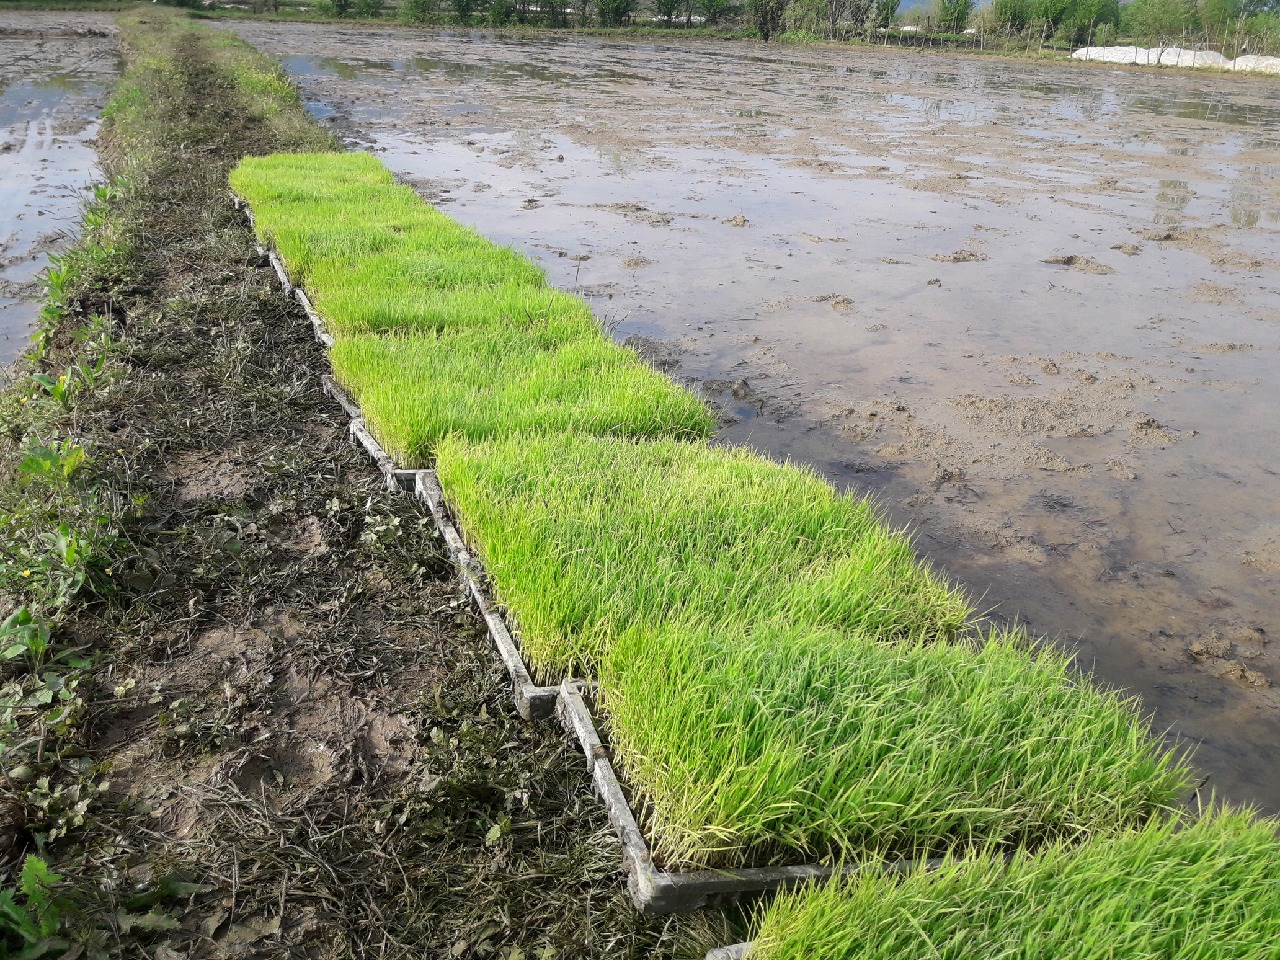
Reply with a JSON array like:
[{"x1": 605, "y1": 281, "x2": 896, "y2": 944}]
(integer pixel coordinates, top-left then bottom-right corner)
[{"x1": 303, "y1": 0, "x2": 1280, "y2": 53}]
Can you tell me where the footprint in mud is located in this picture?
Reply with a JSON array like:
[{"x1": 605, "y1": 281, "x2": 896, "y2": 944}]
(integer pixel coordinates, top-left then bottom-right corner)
[
  {"x1": 1188, "y1": 624, "x2": 1271, "y2": 690},
  {"x1": 930, "y1": 248, "x2": 988, "y2": 263},
  {"x1": 1041, "y1": 254, "x2": 1115, "y2": 275}
]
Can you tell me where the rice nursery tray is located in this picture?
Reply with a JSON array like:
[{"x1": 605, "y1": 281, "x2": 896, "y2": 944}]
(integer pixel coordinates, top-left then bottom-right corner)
[
  {"x1": 331, "y1": 371, "x2": 559, "y2": 720},
  {"x1": 233, "y1": 192, "x2": 561, "y2": 722},
  {"x1": 414, "y1": 470, "x2": 562, "y2": 721},
  {"x1": 555, "y1": 681, "x2": 944, "y2": 915}
]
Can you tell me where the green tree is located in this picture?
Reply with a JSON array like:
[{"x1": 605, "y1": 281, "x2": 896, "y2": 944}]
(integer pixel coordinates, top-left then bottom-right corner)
[
  {"x1": 834, "y1": 0, "x2": 876, "y2": 36},
  {"x1": 1200, "y1": 0, "x2": 1242, "y2": 28},
  {"x1": 784, "y1": 0, "x2": 824, "y2": 34},
  {"x1": 697, "y1": 0, "x2": 735, "y2": 23},
  {"x1": 992, "y1": 0, "x2": 1031, "y2": 28},
  {"x1": 451, "y1": 0, "x2": 476, "y2": 22},
  {"x1": 874, "y1": 0, "x2": 902, "y2": 25},
  {"x1": 598, "y1": 0, "x2": 637, "y2": 24},
  {"x1": 1124, "y1": 0, "x2": 1199, "y2": 37},
  {"x1": 1061, "y1": 0, "x2": 1119, "y2": 40},
  {"x1": 938, "y1": 0, "x2": 976, "y2": 29},
  {"x1": 543, "y1": 0, "x2": 569, "y2": 24},
  {"x1": 749, "y1": 0, "x2": 787, "y2": 37},
  {"x1": 400, "y1": 0, "x2": 438, "y2": 20},
  {"x1": 654, "y1": 0, "x2": 682, "y2": 21},
  {"x1": 1031, "y1": 0, "x2": 1072, "y2": 28}
]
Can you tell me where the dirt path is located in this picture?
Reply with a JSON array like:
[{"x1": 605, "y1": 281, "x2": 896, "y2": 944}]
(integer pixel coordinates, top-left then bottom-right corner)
[{"x1": 223, "y1": 21, "x2": 1280, "y2": 813}]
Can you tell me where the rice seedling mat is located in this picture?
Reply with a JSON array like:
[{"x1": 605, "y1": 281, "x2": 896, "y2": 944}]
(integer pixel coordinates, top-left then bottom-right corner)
[
  {"x1": 232, "y1": 193, "x2": 335, "y2": 347},
  {"x1": 414, "y1": 470, "x2": 561, "y2": 721},
  {"x1": 233, "y1": 191, "x2": 561, "y2": 721},
  {"x1": 555, "y1": 680, "x2": 944, "y2": 915}
]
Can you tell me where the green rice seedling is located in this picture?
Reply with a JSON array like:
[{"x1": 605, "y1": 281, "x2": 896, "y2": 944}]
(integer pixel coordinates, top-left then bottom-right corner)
[
  {"x1": 750, "y1": 807, "x2": 1277, "y2": 960},
  {"x1": 309, "y1": 245, "x2": 545, "y2": 294},
  {"x1": 600, "y1": 621, "x2": 1192, "y2": 869},
  {"x1": 434, "y1": 433, "x2": 971, "y2": 674},
  {"x1": 330, "y1": 328, "x2": 716, "y2": 465},
  {"x1": 231, "y1": 152, "x2": 547, "y2": 291},
  {"x1": 230, "y1": 150, "x2": 392, "y2": 200},
  {"x1": 310, "y1": 280, "x2": 592, "y2": 338}
]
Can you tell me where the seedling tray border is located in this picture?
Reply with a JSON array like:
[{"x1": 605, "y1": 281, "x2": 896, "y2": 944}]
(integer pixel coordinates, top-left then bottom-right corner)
[
  {"x1": 231, "y1": 191, "x2": 560, "y2": 721},
  {"x1": 556, "y1": 681, "x2": 945, "y2": 915}
]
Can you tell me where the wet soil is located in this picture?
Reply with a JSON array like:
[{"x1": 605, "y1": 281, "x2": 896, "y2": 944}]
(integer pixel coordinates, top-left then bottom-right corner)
[
  {"x1": 221, "y1": 21, "x2": 1280, "y2": 813},
  {"x1": 0, "y1": 12, "x2": 120, "y2": 363}
]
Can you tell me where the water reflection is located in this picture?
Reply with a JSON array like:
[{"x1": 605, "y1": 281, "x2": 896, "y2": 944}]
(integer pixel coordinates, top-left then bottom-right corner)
[{"x1": 0, "y1": 31, "x2": 118, "y2": 359}]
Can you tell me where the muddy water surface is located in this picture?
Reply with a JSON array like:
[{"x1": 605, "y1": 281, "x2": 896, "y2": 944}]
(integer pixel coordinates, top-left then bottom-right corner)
[
  {"x1": 0, "y1": 13, "x2": 118, "y2": 363},
  {"x1": 228, "y1": 21, "x2": 1280, "y2": 811}
]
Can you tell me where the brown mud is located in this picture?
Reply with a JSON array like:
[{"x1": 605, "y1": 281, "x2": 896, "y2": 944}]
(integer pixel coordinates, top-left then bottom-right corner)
[
  {"x1": 224, "y1": 21, "x2": 1280, "y2": 813},
  {"x1": 0, "y1": 11, "x2": 120, "y2": 363}
]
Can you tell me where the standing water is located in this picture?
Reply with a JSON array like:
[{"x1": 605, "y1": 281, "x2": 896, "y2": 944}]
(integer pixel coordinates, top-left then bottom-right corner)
[
  {"x1": 225, "y1": 21, "x2": 1280, "y2": 814},
  {"x1": 0, "y1": 13, "x2": 119, "y2": 363}
]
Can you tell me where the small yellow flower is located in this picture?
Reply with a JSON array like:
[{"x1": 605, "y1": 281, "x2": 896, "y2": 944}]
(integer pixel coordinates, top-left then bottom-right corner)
[
  {"x1": 105, "y1": 568, "x2": 113, "y2": 575},
  {"x1": 21, "y1": 570, "x2": 31, "y2": 577},
  {"x1": 19, "y1": 398, "x2": 27, "y2": 404}
]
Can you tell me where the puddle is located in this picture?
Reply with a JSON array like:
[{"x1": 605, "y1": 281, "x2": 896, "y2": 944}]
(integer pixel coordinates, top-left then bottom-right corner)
[
  {"x1": 0, "y1": 13, "x2": 119, "y2": 363},
  {"x1": 225, "y1": 21, "x2": 1280, "y2": 814}
]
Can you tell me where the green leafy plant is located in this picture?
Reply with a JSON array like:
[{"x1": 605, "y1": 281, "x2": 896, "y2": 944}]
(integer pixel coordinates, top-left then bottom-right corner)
[
  {"x1": 0, "y1": 856, "x2": 68, "y2": 958},
  {"x1": 0, "y1": 609, "x2": 52, "y2": 670},
  {"x1": 17, "y1": 441, "x2": 89, "y2": 487}
]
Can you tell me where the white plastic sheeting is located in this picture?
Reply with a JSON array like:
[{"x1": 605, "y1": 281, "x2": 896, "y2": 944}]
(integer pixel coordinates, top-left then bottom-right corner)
[{"x1": 1072, "y1": 46, "x2": 1280, "y2": 73}]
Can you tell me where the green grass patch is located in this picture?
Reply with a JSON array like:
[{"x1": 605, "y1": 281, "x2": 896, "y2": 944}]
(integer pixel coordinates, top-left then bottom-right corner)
[
  {"x1": 434, "y1": 433, "x2": 971, "y2": 675},
  {"x1": 601, "y1": 622, "x2": 1191, "y2": 869},
  {"x1": 331, "y1": 328, "x2": 715, "y2": 466},
  {"x1": 750, "y1": 808, "x2": 1278, "y2": 960}
]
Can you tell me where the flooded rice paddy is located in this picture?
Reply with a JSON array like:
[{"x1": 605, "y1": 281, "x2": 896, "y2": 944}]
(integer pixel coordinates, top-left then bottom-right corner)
[
  {"x1": 0, "y1": 12, "x2": 118, "y2": 364},
  {"x1": 223, "y1": 21, "x2": 1280, "y2": 814}
]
